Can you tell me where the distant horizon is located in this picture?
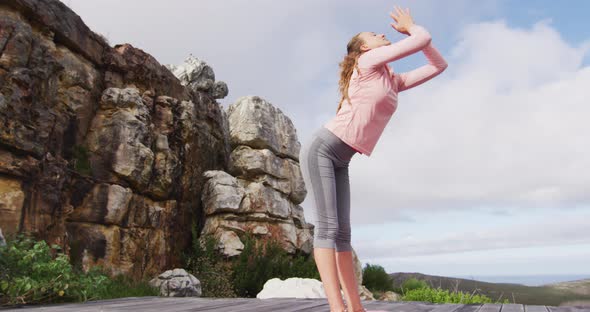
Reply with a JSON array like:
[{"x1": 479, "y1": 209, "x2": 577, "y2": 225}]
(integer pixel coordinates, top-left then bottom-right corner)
[
  {"x1": 389, "y1": 272, "x2": 590, "y2": 287},
  {"x1": 387, "y1": 271, "x2": 590, "y2": 278},
  {"x1": 455, "y1": 273, "x2": 590, "y2": 277}
]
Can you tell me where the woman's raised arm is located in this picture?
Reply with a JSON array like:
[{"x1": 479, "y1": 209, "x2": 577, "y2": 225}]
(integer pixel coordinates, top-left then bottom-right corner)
[
  {"x1": 393, "y1": 41, "x2": 448, "y2": 92},
  {"x1": 358, "y1": 24, "x2": 432, "y2": 69}
]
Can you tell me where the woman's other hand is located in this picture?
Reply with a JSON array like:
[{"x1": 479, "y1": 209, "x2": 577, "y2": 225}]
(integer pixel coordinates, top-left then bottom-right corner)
[{"x1": 390, "y1": 5, "x2": 415, "y2": 35}]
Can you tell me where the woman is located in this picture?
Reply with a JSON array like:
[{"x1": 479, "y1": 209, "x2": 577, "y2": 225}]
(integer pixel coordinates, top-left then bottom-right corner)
[{"x1": 299, "y1": 5, "x2": 448, "y2": 312}]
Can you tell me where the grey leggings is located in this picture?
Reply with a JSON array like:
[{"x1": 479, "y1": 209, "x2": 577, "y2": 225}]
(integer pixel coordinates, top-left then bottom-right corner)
[{"x1": 299, "y1": 127, "x2": 358, "y2": 252}]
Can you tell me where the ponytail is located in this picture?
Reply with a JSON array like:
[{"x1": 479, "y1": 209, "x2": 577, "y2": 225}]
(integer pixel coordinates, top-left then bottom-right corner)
[{"x1": 336, "y1": 33, "x2": 365, "y2": 114}]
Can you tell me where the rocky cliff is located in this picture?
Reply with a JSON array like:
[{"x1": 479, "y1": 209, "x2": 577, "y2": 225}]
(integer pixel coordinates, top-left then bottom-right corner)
[
  {"x1": 200, "y1": 95, "x2": 312, "y2": 258},
  {"x1": 0, "y1": 0, "x2": 313, "y2": 280}
]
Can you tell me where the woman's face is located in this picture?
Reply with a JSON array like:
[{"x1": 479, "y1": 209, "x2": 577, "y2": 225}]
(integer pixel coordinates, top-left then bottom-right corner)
[{"x1": 359, "y1": 32, "x2": 391, "y2": 52}]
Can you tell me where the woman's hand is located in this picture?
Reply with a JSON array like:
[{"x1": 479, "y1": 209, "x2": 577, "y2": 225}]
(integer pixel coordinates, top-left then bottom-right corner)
[{"x1": 390, "y1": 5, "x2": 415, "y2": 35}]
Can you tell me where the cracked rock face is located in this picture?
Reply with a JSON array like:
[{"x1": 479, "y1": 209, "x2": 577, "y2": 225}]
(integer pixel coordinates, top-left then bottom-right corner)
[
  {"x1": 227, "y1": 96, "x2": 302, "y2": 161},
  {"x1": 0, "y1": 0, "x2": 230, "y2": 280},
  {"x1": 0, "y1": 0, "x2": 315, "y2": 281},
  {"x1": 200, "y1": 95, "x2": 313, "y2": 258}
]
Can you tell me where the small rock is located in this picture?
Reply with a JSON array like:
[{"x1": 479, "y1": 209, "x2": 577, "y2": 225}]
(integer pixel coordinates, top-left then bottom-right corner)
[
  {"x1": 359, "y1": 284, "x2": 376, "y2": 300},
  {"x1": 192, "y1": 78, "x2": 214, "y2": 91},
  {"x1": 155, "y1": 134, "x2": 169, "y2": 152},
  {"x1": 378, "y1": 290, "x2": 401, "y2": 301},
  {"x1": 167, "y1": 55, "x2": 215, "y2": 89},
  {"x1": 149, "y1": 268, "x2": 202, "y2": 297},
  {"x1": 211, "y1": 81, "x2": 228, "y2": 99},
  {"x1": 216, "y1": 230, "x2": 244, "y2": 257},
  {"x1": 252, "y1": 225, "x2": 269, "y2": 235}
]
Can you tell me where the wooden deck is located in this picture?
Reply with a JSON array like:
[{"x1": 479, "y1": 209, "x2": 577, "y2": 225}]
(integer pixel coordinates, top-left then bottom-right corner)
[{"x1": 2, "y1": 297, "x2": 589, "y2": 312}]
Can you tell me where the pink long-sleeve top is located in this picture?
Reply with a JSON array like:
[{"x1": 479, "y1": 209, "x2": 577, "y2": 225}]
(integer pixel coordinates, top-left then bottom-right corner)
[{"x1": 324, "y1": 24, "x2": 448, "y2": 157}]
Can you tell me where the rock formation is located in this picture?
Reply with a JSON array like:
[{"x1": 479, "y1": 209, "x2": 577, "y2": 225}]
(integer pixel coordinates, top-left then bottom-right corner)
[
  {"x1": 0, "y1": 0, "x2": 227, "y2": 279},
  {"x1": 198, "y1": 96, "x2": 313, "y2": 257},
  {"x1": 166, "y1": 54, "x2": 228, "y2": 100},
  {"x1": 0, "y1": 0, "x2": 313, "y2": 280}
]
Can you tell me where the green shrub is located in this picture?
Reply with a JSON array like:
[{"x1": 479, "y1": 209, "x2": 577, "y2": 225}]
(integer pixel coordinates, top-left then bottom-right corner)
[
  {"x1": 401, "y1": 277, "x2": 429, "y2": 294},
  {"x1": 362, "y1": 263, "x2": 395, "y2": 293},
  {"x1": 231, "y1": 231, "x2": 320, "y2": 297},
  {"x1": 401, "y1": 285, "x2": 509, "y2": 304},
  {"x1": 92, "y1": 273, "x2": 159, "y2": 299},
  {"x1": 0, "y1": 234, "x2": 107, "y2": 305},
  {"x1": 183, "y1": 229, "x2": 320, "y2": 298},
  {"x1": 183, "y1": 227, "x2": 238, "y2": 298},
  {"x1": 0, "y1": 234, "x2": 158, "y2": 306}
]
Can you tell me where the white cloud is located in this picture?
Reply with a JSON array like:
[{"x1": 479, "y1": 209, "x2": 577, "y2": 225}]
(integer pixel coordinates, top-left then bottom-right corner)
[
  {"x1": 364, "y1": 245, "x2": 590, "y2": 276},
  {"x1": 355, "y1": 213, "x2": 590, "y2": 259},
  {"x1": 64, "y1": 0, "x2": 502, "y2": 119},
  {"x1": 343, "y1": 19, "x2": 590, "y2": 225}
]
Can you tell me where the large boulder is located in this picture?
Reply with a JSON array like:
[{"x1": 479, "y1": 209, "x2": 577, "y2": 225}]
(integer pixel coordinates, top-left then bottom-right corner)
[
  {"x1": 256, "y1": 277, "x2": 344, "y2": 299},
  {"x1": 227, "y1": 96, "x2": 301, "y2": 160},
  {"x1": 149, "y1": 268, "x2": 202, "y2": 297}
]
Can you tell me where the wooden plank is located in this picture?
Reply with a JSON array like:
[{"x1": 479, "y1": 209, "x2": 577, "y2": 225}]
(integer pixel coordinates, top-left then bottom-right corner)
[
  {"x1": 150, "y1": 297, "x2": 255, "y2": 311},
  {"x1": 236, "y1": 297, "x2": 309, "y2": 312},
  {"x1": 78, "y1": 296, "x2": 162, "y2": 306},
  {"x1": 397, "y1": 301, "x2": 442, "y2": 312},
  {"x1": 81, "y1": 297, "x2": 187, "y2": 310},
  {"x1": 113, "y1": 298, "x2": 219, "y2": 311},
  {"x1": 547, "y1": 306, "x2": 590, "y2": 312},
  {"x1": 204, "y1": 298, "x2": 283, "y2": 312},
  {"x1": 451, "y1": 304, "x2": 483, "y2": 312},
  {"x1": 501, "y1": 304, "x2": 525, "y2": 312},
  {"x1": 524, "y1": 305, "x2": 549, "y2": 312},
  {"x1": 428, "y1": 303, "x2": 465, "y2": 312},
  {"x1": 274, "y1": 298, "x2": 330, "y2": 312},
  {"x1": 1, "y1": 296, "x2": 164, "y2": 311},
  {"x1": 250, "y1": 298, "x2": 327, "y2": 312},
  {"x1": 85, "y1": 298, "x2": 196, "y2": 312},
  {"x1": 167, "y1": 297, "x2": 291, "y2": 312},
  {"x1": 357, "y1": 299, "x2": 405, "y2": 311},
  {"x1": 477, "y1": 303, "x2": 503, "y2": 312}
]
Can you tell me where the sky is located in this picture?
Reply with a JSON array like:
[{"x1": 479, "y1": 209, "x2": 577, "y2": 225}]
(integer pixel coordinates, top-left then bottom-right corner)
[{"x1": 63, "y1": 0, "x2": 590, "y2": 282}]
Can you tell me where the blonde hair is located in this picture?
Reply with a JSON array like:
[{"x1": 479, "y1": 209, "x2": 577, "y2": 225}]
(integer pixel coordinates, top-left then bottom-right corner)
[{"x1": 337, "y1": 33, "x2": 365, "y2": 113}]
